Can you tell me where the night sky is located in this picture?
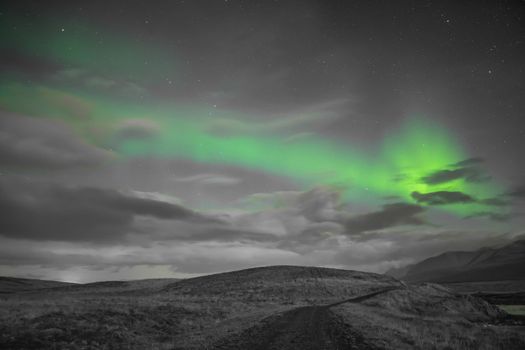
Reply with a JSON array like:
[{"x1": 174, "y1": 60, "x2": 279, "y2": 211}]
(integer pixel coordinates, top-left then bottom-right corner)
[{"x1": 1, "y1": 0, "x2": 525, "y2": 282}]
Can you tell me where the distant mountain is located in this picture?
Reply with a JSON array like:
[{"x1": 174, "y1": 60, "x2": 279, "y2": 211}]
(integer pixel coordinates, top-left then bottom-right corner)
[
  {"x1": 0, "y1": 276, "x2": 75, "y2": 293},
  {"x1": 388, "y1": 240, "x2": 525, "y2": 283}
]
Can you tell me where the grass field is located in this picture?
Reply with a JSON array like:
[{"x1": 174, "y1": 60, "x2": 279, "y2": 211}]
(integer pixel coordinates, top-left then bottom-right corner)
[{"x1": 0, "y1": 267, "x2": 524, "y2": 350}]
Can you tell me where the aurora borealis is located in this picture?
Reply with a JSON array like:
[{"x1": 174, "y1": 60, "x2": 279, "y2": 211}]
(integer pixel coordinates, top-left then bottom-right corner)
[{"x1": 1, "y1": 0, "x2": 524, "y2": 282}]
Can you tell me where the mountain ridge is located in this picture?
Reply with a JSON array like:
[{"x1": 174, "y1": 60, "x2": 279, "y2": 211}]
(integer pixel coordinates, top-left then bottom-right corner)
[{"x1": 387, "y1": 239, "x2": 525, "y2": 282}]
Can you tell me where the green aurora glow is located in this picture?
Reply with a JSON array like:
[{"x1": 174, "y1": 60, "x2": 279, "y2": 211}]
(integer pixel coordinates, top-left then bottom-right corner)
[
  {"x1": 0, "y1": 15, "x2": 506, "y2": 217},
  {"x1": 0, "y1": 80, "x2": 504, "y2": 216}
]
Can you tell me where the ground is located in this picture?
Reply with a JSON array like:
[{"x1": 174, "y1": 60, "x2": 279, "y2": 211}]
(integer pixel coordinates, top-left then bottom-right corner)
[{"x1": 0, "y1": 266, "x2": 524, "y2": 349}]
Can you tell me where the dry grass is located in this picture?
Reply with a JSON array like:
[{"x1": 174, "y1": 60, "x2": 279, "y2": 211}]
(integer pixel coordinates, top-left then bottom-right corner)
[
  {"x1": 331, "y1": 284, "x2": 525, "y2": 350},
  {"x1": 1, "y1": 268, "x2": 524, "y2": 349},
  {"x1": 0, "y1": 285, "x2": 299, "y2": 349}
]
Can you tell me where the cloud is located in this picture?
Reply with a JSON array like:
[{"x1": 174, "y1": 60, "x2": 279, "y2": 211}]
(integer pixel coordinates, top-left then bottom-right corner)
[
  {"x1": 174, "y1": 173, "x2": 241, "y2": 186},
  {"x1": 452, "y1": 157, "x2": 484, "y2": 167},
  {"x1": 295, "y1": 186, "x2": 345, "y2": 222},
  {"x1": 344, "y1": 203, "x2": 426, "y2": 235},
  {"x1": 114, "y1": 119, "x2": 160, "y2": 140},
  {"x1": 0, "y1": 178, "x2": 217, "y2": 242},
  {"x1": 420, "y1": 158, "x2": 489, "y2": 185},
  {"x1": 0, "y1": 237, "x2": 303, "y2": 278},
  {"x1": 235, "y1": 190, "x2": 302, "y2": 211},
  {"x1": 206, "y1": 98, "x2": 352, "y2": 137},
  {"x1": 85, "y1": 76, "x2": 118, "y2": 89},
  {"x1": 231, "y1": 186, "x2": 346, "y2": 238},
  {"x1": 55, "y1": 68, "x2": 147, "y2": 97},
  {"x1": 411, "y1": 190, "x2": 475, "y2": 205},
  {"x1": 0, "y1": 111, "x2": 111, "y2": 169},
  {"x1": 464, "y1": 212, "x2": 513, "y2": 222},
  {"x1": 137, "y1": 217, "x2": 280, "y2": 243},
  {"x1": 507, "y1": 185, "x2": 525, "y2": 199},
  {"x1": 130, "y1": 190, "x2": 183, "y2": 205},
  {"x1": 233, "y1": 208, "x2": 310, "y2": 236},
  {"x1": 411, "y1": 190, "x2": 507, "y2": 208},
  {"x1": 235, "y1": 188, "x2": 428, "y2": 238},
  {"x1": 335, "y1": 229, "x2": 523, "y2": 271},
  {"x1": 479, "y1": 197, "x2": 509, "y2": 207},
  {"x1": 0, "y1": 181, "x2": 516, "y2": 281}
]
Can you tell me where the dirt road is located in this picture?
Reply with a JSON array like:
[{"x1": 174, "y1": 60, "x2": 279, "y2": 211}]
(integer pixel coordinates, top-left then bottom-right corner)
[{"x1": 212, "y1": 287, "x2": 400, "y2": 350}]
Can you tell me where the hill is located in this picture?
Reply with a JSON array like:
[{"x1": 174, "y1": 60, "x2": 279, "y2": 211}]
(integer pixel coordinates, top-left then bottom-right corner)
[
  {"x1": 47, "y1": 278, "x2": 180, "y2": 295},
  {"x1": 0, "y1": 266, "x2": 524, "y2": 349},
  {"x1": 388, "y1": 240, "x2": 525, "y2": 283},
  {"x1": 0, "y1": 276, "x2": 75, "y2": 293},
  {"x1": 164, "y1": 265, "x2": 400, "y2": 303}
]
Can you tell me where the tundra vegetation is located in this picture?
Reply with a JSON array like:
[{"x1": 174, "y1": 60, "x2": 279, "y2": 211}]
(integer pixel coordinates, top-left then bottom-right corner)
[{"x1": 0, "y1": 266, "x2": 524, "y2": 350}]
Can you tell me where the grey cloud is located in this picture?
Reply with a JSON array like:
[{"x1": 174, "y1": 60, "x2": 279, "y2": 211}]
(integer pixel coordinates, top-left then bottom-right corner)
[
  {"x1": 411, "y1": 190, "x2": 475, "y2": 205},
  {"x1": 232, "y1": 186, "x2": 346, "y2": 240},
  {"x1": 56, "y1": 68, "x2": 147, "y2": 98},
  {"x1": 507, "y1": 185, "x2": 525, "y2": 199},
  {"x1": 113, "y1": 119, "x2": 160, "y2": 140},
  {"x1": 480, "y1": 197, "x2": 509, "y2": 207},
  {"x1": 464, "y1": 212, "x2": 513, "y2": 222},
  {"x1": 421, "y1": 158, "x2": 489, "y2": 185},
  {"x1": 0, "y1": 178, "x2": 216, "y2": 242},
  {"x1": 0, "y1": 181, "x2": 513, "y2": 278},
  {"x1": 344, "y1": 203, "x2": 427, "y2": 235},
  {"x1": 296, "y1": 186, "x2": 344, "y2": 222},
  {"x1": 235, "y1": 190, "x2": 302, "y2": 210},
  {"x1": 141, "y1": 218, "x2": 280, "y2": 243},
  {"x1": 0, "y1": 237, "x2": 302, "y2": 277},
  {"x1": 206, "y1": 98, "x2": 352, "y2": 137},
  {"x1": 412, "y1": 190, "x2": 508, "y2": 208},
  {"x1": 236, "y1": 188, "x2": 428, "y2": 238},
  {"x1": 0, "y1": 112, "x2": 111, "y2": 169},
  {"x1": 196, "y1": 227, "x2": 279, "y2": 242},
  {"x1": 174, "y1": 173, "x2": 241, "y2": 185},
  {"x1": 45, "y1": 157, "x2": 298, "y2": 210},
  {"x1": 452, "y1": 157, "x2": 484, "y2": 167},
  {"x1": 335, "y1": 229, "x2": 522, "y2": 271},
  {"x1": 277, "y1": 221, "x2": 344, "y2": 253},
  {"x1": 237, "y1": 186, "x2": 344, "y2": 220}
]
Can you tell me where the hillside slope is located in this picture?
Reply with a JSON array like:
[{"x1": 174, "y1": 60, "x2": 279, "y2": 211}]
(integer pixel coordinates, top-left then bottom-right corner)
[
  {"x1": 0, "y1": 277, "x2": 75, "y2": 293},
  {"x1": 164, "y1": 265, "x2": 401, "y2": 303},
  {"x1": 1, "y1": 266, "x2": 524, "y2": 350}
]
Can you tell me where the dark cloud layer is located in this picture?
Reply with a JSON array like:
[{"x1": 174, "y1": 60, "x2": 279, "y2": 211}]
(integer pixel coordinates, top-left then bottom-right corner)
[
  {"x1": 0, "y1": 178, "x2": 213, "y2": 242},
  {"x1": 464, "y1": 212, "x2": 513, "y2": 222},
  {"x1": 420, "y1": 158, "x2": 489, "y2": 185},
  {"x1": 344, "y1": 203, "x2": 426, "y2": 235},
  {"x1": 507, "y1": 186, "x2": 525, "y2": 199},
  {"x1": 411, "y1": 191, "x2": 475, "y2": 205},
  {"x1": 480, "y1": 197, "x2": 508, "y2": 207},
  {"x1": 0, "y1": 112, "x2": 110, "y2": 170},
  {"x1": 452, "y1": 158, "x2": 484, "y2": 168}
]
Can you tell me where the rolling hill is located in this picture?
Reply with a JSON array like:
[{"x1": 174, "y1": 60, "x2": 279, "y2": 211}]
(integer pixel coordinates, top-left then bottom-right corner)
[
  {"x1": 163, "y1": 265, "x2": 401, "y2": 303},
  {"x1": 0, "y1": 266, "x2": 524, "y2": 349},
  {"x1": 0, "y1": 276, "x2": 75, "y2": 293}
]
